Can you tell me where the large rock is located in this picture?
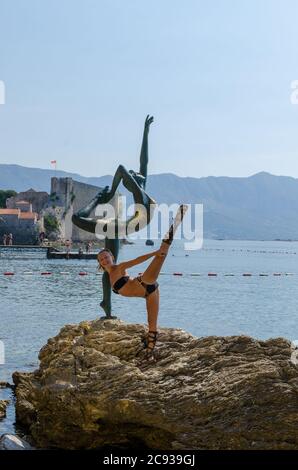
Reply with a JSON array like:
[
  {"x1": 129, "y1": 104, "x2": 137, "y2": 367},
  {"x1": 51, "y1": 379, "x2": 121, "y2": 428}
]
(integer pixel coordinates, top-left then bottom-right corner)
[
  {"x1": 13, "y1": 319, "x2": 298, "y2": 450},
  {"x1": 0, "y1": 434, "x2": 33, "y2": 450}
]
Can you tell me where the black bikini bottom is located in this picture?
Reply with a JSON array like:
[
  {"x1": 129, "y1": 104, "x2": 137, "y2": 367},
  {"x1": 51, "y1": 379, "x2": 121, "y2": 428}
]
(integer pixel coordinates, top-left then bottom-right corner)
[{"x1": 136, "y1": 275, "x2": 159, "y2": 297}]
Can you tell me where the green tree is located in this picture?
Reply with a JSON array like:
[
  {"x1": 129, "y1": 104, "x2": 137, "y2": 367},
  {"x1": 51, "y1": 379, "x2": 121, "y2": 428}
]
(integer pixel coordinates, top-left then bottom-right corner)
[
  {"x1": 44, "y1": 214, "x2": 60, "y2": 235},
  {"x1": 0, "y1": 190, "x2": 17, "y2": 208}
]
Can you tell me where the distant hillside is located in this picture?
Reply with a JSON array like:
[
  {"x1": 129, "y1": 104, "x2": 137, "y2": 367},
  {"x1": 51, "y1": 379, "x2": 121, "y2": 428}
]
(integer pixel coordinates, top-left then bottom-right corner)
[
  {"x1": 1, "y1": 164, "x2": 298, "y2": 240},
  {"x1": 0, "y1": 164, "x2": 112, "y2": 192}
]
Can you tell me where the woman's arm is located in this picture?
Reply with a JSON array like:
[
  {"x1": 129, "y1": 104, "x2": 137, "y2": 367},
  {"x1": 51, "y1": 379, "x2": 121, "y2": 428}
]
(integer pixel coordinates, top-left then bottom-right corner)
[{"x1": 118, "y1": 250, "x2": 159, "y2": 270}]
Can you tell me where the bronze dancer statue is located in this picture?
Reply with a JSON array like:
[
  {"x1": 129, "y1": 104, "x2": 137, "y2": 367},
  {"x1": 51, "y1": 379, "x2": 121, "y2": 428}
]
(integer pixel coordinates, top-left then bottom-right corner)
[{"x1": 72, "y1": 115, "x2": 156, "y2": 318}]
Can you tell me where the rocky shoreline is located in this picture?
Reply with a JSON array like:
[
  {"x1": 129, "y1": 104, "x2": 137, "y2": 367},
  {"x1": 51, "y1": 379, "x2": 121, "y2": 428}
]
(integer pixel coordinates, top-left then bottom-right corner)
[{"x1": 9, "y1": 318, "x2": 298, "y2": 450}]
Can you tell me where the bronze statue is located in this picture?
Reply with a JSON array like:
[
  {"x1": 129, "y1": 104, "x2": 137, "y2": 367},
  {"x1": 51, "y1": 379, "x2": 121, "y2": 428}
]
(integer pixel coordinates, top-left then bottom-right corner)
[{"x1": 72, "y1": 115, "x2": 156, "y2": 318}]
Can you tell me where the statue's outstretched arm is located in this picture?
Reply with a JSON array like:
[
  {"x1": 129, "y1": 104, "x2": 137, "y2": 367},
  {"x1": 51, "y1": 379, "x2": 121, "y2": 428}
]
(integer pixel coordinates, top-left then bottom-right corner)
[
  {"x1": 71, "y1": 213, "x2": 97, "y2": 234},
  {"x1": 139, "y1": 115, "x2": 154, "y2": 183}
]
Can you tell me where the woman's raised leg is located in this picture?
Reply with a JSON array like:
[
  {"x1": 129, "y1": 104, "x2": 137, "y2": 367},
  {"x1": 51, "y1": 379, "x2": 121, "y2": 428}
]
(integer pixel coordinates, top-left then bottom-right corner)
[
  {"x1": 140, "y1": 241, "x2": 170, "y2": 284},
  {"x1": 141, "y1": 204, "x2": 188, "y2": 284}
]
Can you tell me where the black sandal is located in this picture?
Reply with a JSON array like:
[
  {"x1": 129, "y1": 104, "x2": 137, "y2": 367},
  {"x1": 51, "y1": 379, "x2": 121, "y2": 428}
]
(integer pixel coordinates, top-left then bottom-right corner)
[
  {"x1": 143, "y1": 330, "x2": 158, "y2": 360},
  {"x1": 162, "y1": 204, "x2": 188, "y2": 245}
]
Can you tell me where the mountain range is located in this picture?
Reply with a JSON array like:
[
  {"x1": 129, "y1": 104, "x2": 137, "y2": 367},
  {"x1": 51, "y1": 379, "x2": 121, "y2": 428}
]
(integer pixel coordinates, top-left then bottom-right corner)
[{"x1": 1, "y1": 164, "x2": 298, "y2": 240}]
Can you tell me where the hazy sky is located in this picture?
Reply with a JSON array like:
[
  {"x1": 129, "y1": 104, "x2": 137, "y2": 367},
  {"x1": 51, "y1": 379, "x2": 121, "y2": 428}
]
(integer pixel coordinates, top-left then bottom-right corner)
[{"x1": 0, "y1": 0, "x2": 298, "y2": 178}]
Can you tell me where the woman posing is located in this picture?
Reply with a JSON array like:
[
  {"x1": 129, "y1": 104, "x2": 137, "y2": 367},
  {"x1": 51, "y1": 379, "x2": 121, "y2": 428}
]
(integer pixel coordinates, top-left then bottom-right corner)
[{"x1": 97, "y1": 204, "x2": 188, "y2": 361}]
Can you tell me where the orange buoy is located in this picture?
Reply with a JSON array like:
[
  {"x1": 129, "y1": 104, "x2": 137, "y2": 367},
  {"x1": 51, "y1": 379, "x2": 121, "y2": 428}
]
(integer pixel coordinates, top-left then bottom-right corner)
[
  {"x1": 173, "y1": 272, "x2": 183, "y2": 276},
  {"x1": 4, "y1": 272, "x2": 14, "y2": 276},
  {"x1": 79, "y1": 272, "x2": 88, "y2": 276},
  {"x1": 208, "y1": 273, "x2": 217, "y2": 276},
  {"x1": 41, "y1": 272, "x2": 52, "y2": 275}
]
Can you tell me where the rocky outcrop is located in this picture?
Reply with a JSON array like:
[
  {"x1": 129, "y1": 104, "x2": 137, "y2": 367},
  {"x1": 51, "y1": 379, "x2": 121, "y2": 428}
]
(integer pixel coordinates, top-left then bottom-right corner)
[
  {"x1": 0, "y1": 382, "x2": 13, "y2": 389},
  {"x1": 0, "y1": 434, "x2": 33, "y2": 450},
  {"x1": 13, "y1": 319, "x2": 298, "y2": 450},
  {"x1": 0, "y1": 400, "x2": 9, "y2": 420}
]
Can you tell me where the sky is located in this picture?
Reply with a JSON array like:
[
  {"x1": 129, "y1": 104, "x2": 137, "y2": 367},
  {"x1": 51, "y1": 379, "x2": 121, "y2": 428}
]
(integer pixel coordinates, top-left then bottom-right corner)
[{"x1": 0, "y1": 0, "x2": 298, "y2": 178}]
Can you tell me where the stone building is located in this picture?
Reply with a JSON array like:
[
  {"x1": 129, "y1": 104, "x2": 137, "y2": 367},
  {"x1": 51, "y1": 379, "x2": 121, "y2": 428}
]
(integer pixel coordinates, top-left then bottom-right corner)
[
  {"x1": 0, "y1": 204, "x2": 40, "y2": 244},
  {"x1": 6, "y1": 189, "x2": 49, "y2": 214}
]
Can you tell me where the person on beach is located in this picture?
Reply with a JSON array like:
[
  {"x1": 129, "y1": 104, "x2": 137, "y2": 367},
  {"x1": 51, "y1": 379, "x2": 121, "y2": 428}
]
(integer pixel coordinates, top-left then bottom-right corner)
[
  {"x1": 8, "y1": 233, "x2": 13, "y2": 246},
  {"x1": 85, "y1": 241, "x2": 92, "y2": 253},
  {"x1": 65, "y1": 239, "x2": 72, "y2": 259},
  {"x1": 97, "y1": 204, "x2": 188, "y2": 361},
  {"x1": 39, "y1": 231, "x2": 46, "y2": 245}
]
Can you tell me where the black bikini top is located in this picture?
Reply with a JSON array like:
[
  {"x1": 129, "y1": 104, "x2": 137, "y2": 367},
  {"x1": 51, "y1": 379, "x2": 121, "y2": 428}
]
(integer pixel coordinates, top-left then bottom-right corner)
[{"x1": 112, "y1": 275, "x2": 129, "y2": 294}]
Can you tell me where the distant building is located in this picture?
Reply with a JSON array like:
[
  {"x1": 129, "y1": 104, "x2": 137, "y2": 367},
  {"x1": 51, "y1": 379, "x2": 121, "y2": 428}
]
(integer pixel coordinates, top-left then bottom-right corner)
[
  {"x1": 15, "y1": 200, "x2": 33, "y2": 212},
  {"x1": 0, "y1": 204, "x2": 40, "y2": 244},
  {"x1": 6, "y1": 189, "x2": 49, "y2": 213}
]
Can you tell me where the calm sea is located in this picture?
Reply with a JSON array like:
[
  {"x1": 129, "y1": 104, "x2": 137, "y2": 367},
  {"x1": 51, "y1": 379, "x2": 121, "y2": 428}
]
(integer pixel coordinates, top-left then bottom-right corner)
[{"x1": 1, "y1": 238, "x2": 298, "y2": 435}]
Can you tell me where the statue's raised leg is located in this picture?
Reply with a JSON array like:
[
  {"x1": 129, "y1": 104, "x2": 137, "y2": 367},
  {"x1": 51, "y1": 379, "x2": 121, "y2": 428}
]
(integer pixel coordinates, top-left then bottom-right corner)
[{"x1": 71, "y1": 186, "x2": 110, "y2": 233}]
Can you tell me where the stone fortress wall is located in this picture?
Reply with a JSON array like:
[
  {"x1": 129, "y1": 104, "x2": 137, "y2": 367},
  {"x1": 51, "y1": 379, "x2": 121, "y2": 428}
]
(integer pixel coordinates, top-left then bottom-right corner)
[{"x1": 50, "y1": 177, "x2": 119, "y2": 242}]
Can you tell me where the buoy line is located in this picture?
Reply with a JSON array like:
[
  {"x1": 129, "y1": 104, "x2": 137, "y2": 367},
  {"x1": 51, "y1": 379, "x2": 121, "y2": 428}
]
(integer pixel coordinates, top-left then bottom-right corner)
[{"x1": 1, "y1": 271, "x2": 296, "y2": 277}]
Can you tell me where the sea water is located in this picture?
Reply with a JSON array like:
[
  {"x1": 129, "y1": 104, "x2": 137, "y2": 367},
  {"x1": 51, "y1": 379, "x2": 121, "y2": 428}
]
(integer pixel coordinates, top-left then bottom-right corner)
[{"x1": 1, "y1": 238, "x2": 298, "y2": 435}]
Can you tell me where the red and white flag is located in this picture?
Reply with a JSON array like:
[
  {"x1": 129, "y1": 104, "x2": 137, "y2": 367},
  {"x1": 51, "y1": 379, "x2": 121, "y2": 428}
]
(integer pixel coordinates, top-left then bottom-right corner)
[{"x1": 50, "y1": 160, "x2": 57, "y2": 169}]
